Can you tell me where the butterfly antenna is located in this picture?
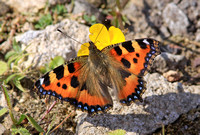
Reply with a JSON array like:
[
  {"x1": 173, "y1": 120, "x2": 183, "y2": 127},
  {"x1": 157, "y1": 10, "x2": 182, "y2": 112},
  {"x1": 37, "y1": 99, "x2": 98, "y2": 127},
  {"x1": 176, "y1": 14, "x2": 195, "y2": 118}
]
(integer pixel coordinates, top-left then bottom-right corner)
[{"x1": 57, "y1": 28, "x2": 86, "y2": 46}]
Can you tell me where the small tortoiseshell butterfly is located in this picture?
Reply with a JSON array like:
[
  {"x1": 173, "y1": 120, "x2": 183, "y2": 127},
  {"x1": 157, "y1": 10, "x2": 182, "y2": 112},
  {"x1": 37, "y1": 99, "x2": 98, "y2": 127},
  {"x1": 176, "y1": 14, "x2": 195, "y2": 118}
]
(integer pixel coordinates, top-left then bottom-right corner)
[{"x1": 34, "y1": 24, "x2": 160, "y2": 114}]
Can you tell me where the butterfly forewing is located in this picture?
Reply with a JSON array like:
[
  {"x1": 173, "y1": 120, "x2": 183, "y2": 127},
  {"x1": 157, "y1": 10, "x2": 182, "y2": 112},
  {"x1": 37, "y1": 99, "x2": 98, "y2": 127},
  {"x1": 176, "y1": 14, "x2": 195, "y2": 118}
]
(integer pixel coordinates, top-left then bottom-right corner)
[
  {"x1": 35, "y1": 56, "x2": 113, "y2": 114},
  {"x1": 102, "y1": 38, "x2": 160, "y2": 105},
  {"x1": 106, "y1": 38, "x2": 160, "y2": 76}
]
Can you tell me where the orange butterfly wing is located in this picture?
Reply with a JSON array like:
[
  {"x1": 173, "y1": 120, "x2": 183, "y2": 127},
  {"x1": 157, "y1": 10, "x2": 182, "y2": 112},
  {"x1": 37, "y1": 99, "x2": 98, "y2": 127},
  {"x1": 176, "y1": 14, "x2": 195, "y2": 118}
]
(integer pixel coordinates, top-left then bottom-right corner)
[
  {"x1": 104, "y1": 38, "x2": 160, "y2": 105},
  {"x1": 35, "y1": 57, "x2": 112, "y2": 114}
]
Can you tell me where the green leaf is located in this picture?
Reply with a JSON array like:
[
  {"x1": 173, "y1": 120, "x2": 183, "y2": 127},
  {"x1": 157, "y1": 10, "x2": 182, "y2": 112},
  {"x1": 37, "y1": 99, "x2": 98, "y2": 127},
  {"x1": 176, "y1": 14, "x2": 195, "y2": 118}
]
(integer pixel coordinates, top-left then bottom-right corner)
[
  {"x1": 35, "y1": 14, "x2": 53, "y2": 29},
  {"x1": 14, "y1": 53, "x2": 30, "y2": 65},
  {"x1": 12, "y1": 39, "x2": 21, "y2": 52},
  {"x1": 49, "y1": 56, "x2": 64, "y2": 69},
  {"x1": 83, "y1": 14, "x2": 96, "y2": 25},
  {"x1": 83, "y1": 14, "x2": 90, "y2": 22},
  {"x1": 0, "y1": 61, "x2": 8, "y2": 75},
  {"x1": 7, "y1": 54, "x2": 19, "y2": 67},
  {"x1": 91, "y1": 15, "x2": 96, "y2": 21},
  {"x1": 5, "y1": 51, "x2": 17, "y2": 60},
  {"x1": 108, "y1": 129, "x2": 126, "y2": 135},
  {"x1": 39, "y1": 65, "x2": 50, "y2": 74},
  {"x1": 27, "y1": 115, "x2": 44, "y2": 132},
  {"x1": 53, "y1": 4, "x2": 67, "y2": 15},
  {"x1": 1, "y1": 85, "x2": 17, "y2": 124},
  {"x1": 0, "y1": 108, "x2": 8, "y2": 117},
  {"x1": 11, "y1": 127, "x2": 31, "y2": 135},
  {"x1": 13, "y1": 79, "x2": 25, "y2": 92},
  {"x1": 16, "y1": 114, "x2": 26, "y2": 125},
  {"x1": 16, "y1": 114, "x2": 44, "y2": 133},
  {"x1": 4, "y1": 73, "x2": 20, "y2": 84}
]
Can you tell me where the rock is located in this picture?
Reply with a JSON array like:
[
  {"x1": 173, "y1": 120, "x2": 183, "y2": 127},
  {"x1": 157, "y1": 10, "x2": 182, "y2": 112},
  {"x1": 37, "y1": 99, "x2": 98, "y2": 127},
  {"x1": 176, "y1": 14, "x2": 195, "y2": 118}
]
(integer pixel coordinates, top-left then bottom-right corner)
[
  {"x1": 0, "y1": 124, "x2": 6, "y2": 135},
  {"x1": 75, "y1": 73, "x2": 200, "y2": 134},
  {"x1": 195, "y1": 30, "x2": 200, "y2": 42},
  {"x1": 15, "y1": 19, "x2": 90, "y2": 68},
  {"x1": 2, "y1": 0, "x2": 46, "y2": 13},
  {"x1": 152, "y1": 52, "x2": 187, "y2": 73},
  {"x1": 84, "y1": 0, "x2": 102, "y2": 8},
  {"x1": 0, "y1": 1, "x2": 10, "y2": 16},
  {"x1": 162, "y1": 43, "x2": 182, "y2": 55},
  {"x1": 163, "y1": 70, "x2": 182, "y2": 82},
  {"x1": 48, "y1": 0, "x2": 68, "y2": 6},
  {"x1": 160, "y1": 25, "x2": 171, "y2": 38},
  {"x1": 72, "y1": 0, "x2": 104, "y2": 22},
  {"x1": 162, "y1": 3, "x2": 189, "y2": 35},
  {"x1": 192, "y1": 57, "x2": 200, "y2": 69},
  {"x1": 0, "y1": 91, "x2": 7, "y2": 108}
]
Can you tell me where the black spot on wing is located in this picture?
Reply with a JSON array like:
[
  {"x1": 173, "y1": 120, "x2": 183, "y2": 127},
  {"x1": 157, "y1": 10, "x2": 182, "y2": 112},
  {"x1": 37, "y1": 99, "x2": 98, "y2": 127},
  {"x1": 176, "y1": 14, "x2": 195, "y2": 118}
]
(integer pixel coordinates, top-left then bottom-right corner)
[
  {"x1": 57, "y1": 82, "x2": 60, "y2": 87},
  {"x1": 122, "y1": 41, "x2": 135, "y2": 52},
  {"x1": 43, "y1": 73, "x2": 50, "y2": 86},
  {"x1": 133, "y1": 58, "x2": 138, "y2": 63},
  {"x1": 135, "y1": 39, "x2": 147, "y2": 49},
  {"x1": 53, "y1": 65, "x2": 64, "y2": 80},
  {"x1": 114, "y1": 46, "x2": 122, "y2": 56},
  {"x1": 62, "y1": 84, "x2": 67, "y2": 89},
  {"x1": 121, "y1": 58, "x2": 131, "y2": 68},
  {"x1": 71, "y1": 76, "x2": 79, "y2": 88},
  {"x1": 136, "y1": 53, "x2": 140, "y2": 57},
  {"x1": 80, "y1": 83, "x2": 87, "y2": 91},
  {"x1": 119, "y1": 69, "x2": 131, "y2": 79},
  {"x1": 68, "y1": 63, "x2": 75, "y2": 73}
]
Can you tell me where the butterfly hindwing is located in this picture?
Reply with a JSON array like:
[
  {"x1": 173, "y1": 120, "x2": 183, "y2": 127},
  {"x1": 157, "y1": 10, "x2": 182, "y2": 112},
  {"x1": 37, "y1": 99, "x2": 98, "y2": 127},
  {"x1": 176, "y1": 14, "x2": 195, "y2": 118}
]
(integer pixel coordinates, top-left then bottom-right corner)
[
  {"x1": 35, "y1": 57, "x2": 113, "y2": 114},
  {"x1": 117, "y1": 69, "x2": 146, "y2": 105}
]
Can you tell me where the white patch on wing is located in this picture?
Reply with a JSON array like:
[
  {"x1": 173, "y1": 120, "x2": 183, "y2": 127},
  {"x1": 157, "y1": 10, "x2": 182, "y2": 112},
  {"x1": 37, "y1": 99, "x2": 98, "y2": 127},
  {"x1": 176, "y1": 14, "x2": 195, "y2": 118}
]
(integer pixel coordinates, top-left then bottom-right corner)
[
  {"x1": 39, "y1": 78, "x2": 44, "y2": 85},
  {"x1": 143, "y1": 39, "x2": 150, "y2": 45}
]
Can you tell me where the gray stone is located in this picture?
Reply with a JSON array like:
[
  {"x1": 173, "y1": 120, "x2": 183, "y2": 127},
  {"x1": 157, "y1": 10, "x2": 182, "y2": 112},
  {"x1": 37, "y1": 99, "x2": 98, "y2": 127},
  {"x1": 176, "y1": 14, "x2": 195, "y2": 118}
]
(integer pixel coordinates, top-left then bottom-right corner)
[
  {"x1": 2, "y1": 0, "x2": 46, "y2": 13},
  {"x1": 48, "y1": 0, "x2": 68, "y2": 6},
  {"x1": 195, "y1": 30, "x2": 200, "y2": 41},
  {"x1": 151, "y1": 52, "x2": 187, "y2": 73},
  {"x1": 0, "y1": 1, "x2": 10, "y2": 16},
  {"x1": 72, "y1": 0, "x2": 104, "y2": 22},
  {"x1": 75, "y1": 73, "x2": 200, "y2": 134},
  {"x1": 0, "y1": 91, "x2": 7, "y2": 108},
  {"x1": 160, "y1": 25, "x2": 171, "y2": 38},
  {"x1": 0, "y1": 124, "x2": 6, "y2": 135},
  {"x1": 15, "y1": 19, "x2": 90, "y2": 68},
  {"x1": 162, "y1": 3, "x2": 189, "y2": 35}
]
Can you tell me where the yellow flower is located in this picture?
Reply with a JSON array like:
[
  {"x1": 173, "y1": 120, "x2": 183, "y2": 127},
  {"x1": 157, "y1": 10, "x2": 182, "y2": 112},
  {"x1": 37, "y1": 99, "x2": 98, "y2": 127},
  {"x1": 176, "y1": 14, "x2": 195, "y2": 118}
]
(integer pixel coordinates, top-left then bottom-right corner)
[{"x1": 77, "y1": 23, "x2": 125, "y2": 56}]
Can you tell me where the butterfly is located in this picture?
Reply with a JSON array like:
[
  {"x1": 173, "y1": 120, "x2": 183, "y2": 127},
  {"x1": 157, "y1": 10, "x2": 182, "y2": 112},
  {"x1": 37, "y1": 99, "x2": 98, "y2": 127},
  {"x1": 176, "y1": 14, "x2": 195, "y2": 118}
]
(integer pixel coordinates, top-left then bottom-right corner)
[{"x1": 34, "y1": 25, "x2": 160, "y2": 115}]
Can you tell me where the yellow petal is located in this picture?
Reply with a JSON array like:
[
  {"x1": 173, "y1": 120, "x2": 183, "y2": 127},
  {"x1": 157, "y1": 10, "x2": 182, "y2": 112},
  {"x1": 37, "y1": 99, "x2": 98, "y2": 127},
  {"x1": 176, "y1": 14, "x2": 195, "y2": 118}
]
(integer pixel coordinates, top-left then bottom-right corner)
[
  {"x1": 109, "y1": 26, "x2": 125, "y2": 44},
  {"x1": 77, "y1": 23, "x2": 126, "y2": 57},
  {"x1": 77, "y1": 43, "x2": 90, "y2": 56},
  {"x1": 89, "y1": 23, "x2": 111, "y2": 50}
]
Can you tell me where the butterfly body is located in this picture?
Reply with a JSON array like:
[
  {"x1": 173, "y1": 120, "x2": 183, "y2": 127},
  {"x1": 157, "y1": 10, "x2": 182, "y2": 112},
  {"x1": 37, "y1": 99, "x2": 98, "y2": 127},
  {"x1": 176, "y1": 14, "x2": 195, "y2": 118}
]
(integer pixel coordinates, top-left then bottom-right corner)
[{"x1": 35, "y1": 38, "x2": 160, "y2": 114}]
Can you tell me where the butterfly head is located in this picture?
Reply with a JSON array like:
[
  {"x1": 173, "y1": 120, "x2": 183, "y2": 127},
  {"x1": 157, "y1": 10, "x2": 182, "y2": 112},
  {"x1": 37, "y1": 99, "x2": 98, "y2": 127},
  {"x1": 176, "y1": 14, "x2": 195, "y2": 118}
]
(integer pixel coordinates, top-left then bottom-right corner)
[{"x1": 88, "y1": 41, "x2": 98, "y2": 50}]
